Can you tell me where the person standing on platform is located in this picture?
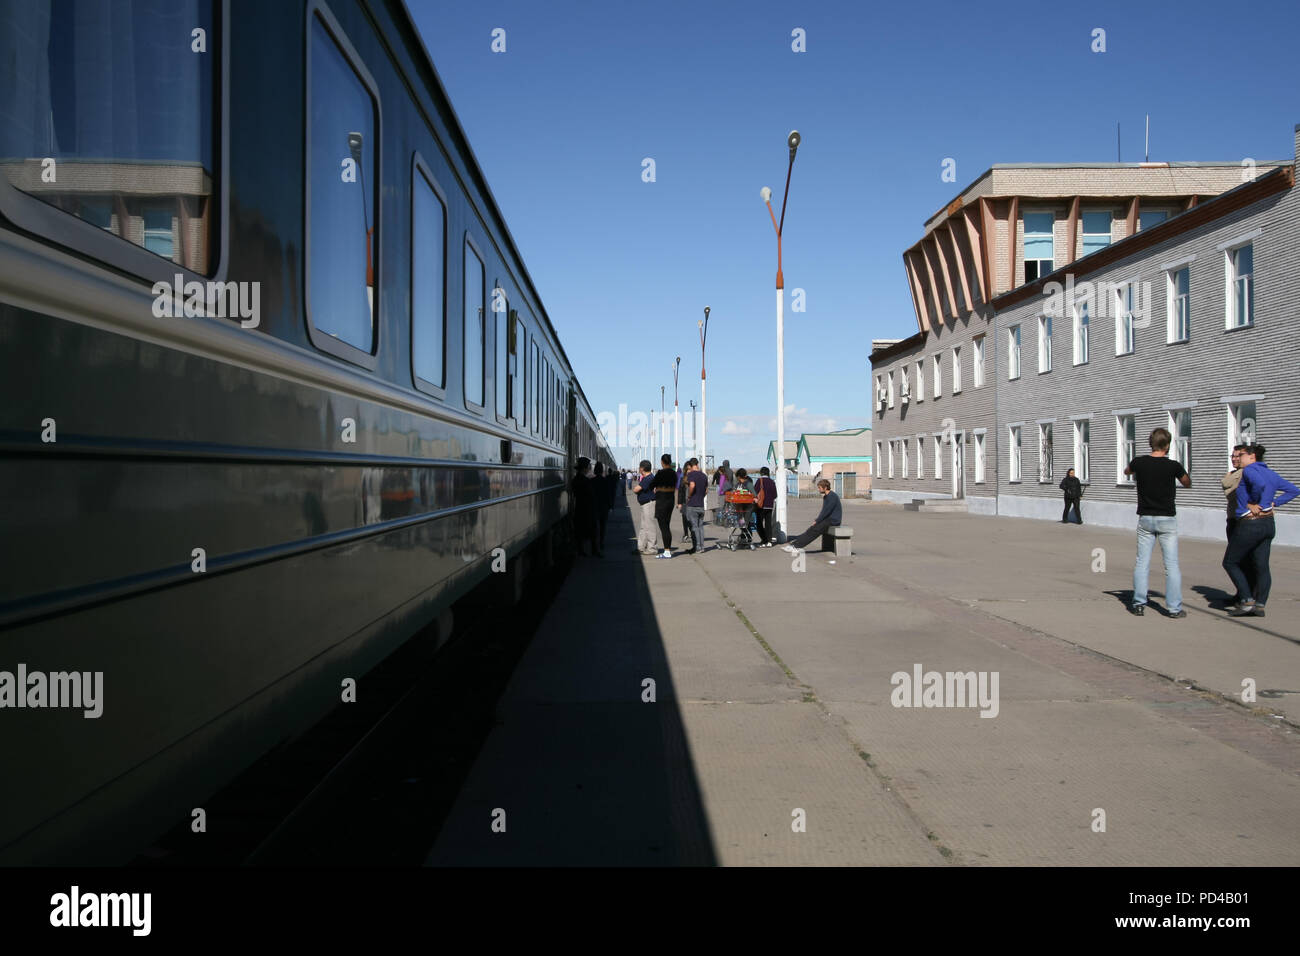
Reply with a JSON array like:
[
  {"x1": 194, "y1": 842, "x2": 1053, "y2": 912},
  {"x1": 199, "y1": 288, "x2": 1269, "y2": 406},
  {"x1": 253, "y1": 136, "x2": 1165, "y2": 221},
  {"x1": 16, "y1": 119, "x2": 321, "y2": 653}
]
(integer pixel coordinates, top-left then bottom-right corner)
[
  {"x1": 1223, "y1": 444, "x2": 1299, "y2": 617},
  {"x1": 783, "y1": 479, "x2": 841, "y2": 553},
  {"x1": 754, "y1": 466, "x2": 778, "y2": 547},
  {"x1": 1059, "y1": 468, "x2": 1083, "y2": 523},
  {"x1": 682, "y1": 458, "x2": 708, "y2": 554},
  {"x1": 593, "y1": 462, "x2": 611, "y2": 553},
  {"x1": 1221, "y1": 445, "x2": 1256, "y2": 608},
  {"x1": 632, "y1": 460, "x2": 659, "y2": 555},
  {"x1": 652, "y1": 454, "x2": 678, "y2": 559},
  {"x1": 572, "y1": 457, "x2": 600, "y2": 557},
  {"x1": 1124, "y1": 428, "x2": 1190, "y2": 617}
]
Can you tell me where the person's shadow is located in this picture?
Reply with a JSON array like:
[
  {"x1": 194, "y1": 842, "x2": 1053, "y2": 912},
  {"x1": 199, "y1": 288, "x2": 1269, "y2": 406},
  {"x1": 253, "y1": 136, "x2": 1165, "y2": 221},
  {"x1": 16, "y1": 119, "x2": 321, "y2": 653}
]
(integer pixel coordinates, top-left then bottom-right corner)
[
  {"x1": 1191, "y1": 584, "x2": 1238, "y2": 611},
  {"x1": 1103, "y1": 588, "x2": 1178, "y2": 616}
]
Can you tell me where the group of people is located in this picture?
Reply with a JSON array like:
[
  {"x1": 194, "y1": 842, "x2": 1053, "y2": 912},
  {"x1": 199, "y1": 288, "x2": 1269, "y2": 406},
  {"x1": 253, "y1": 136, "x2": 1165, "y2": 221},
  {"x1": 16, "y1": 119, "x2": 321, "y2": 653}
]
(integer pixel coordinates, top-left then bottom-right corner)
[
  {"x1": 571, "y1": 458, "x2": 622, "y2": 557},
  {"x1": 626, "y1": 456, "x2": 824, "y2": 558},
  {"x1": 1124, "y1": 427, "x2": 1296, "y2": 618}
]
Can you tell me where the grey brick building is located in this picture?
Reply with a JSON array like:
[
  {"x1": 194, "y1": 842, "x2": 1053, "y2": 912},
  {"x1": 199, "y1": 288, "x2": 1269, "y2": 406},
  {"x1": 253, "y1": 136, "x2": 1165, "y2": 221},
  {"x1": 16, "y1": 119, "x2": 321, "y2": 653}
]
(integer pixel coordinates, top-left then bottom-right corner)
[{"x1": 871, "y1": 126, "x2": 1300, "y2": 545}]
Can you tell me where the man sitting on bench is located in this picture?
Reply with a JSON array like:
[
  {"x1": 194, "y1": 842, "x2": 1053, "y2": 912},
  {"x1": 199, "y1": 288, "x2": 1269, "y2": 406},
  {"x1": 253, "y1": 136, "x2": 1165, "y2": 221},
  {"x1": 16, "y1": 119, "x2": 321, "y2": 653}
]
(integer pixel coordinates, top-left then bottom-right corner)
[{"x1": 783, "y1": 479, "x2": 841, "y2": 553}]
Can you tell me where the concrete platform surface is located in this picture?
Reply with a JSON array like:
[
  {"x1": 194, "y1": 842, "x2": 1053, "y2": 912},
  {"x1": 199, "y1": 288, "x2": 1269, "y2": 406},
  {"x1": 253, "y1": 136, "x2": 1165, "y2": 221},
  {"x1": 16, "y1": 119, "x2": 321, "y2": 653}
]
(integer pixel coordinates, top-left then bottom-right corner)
[{"x1": 425, "y1": 492, "x2": 1299, "y2": 866}]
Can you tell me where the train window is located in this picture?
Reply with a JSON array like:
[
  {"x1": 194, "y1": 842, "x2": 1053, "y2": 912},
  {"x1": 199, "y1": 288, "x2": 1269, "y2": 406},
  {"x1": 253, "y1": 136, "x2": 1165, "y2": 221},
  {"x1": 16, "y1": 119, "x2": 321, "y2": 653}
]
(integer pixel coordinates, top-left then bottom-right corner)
[
  {"x1": 515, "y1": 317, "x2": 527, "y2": 428},
  {"x1": 463, "y1": 239, "x2": 485, "y2": 407},
  {"x1": 411, "y1": 159, "x2": 446, "y2": 389},
  {"x1": 0, "y1": 0, "x2": 218, "y2": 278},
  {"x1": 494, "y1": 285, "x2": 508, "y2": 418},
  {"x1": 531, "y1": 341, "x2": 540, "y2": 433},
  {"x1": 307, "y1": 9, "x2": 379, "y2": 360}
]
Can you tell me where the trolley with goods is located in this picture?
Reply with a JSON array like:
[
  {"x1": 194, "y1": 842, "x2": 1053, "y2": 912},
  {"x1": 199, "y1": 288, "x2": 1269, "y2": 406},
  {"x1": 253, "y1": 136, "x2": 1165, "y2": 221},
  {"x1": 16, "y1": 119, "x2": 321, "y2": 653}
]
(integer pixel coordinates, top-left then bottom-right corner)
[{"x1": 721, "y1": 488, "x2": 757, "y2": 551}]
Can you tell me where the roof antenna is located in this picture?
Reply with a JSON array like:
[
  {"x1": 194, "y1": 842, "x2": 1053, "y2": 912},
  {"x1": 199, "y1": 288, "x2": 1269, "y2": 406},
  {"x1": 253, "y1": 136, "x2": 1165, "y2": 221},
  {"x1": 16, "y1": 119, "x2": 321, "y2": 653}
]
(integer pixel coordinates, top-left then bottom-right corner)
[
  {"x1": 1145, "y1": 114, "x2": 1150, "y2": 163},
  {"x1": 1116, "y1": 122, "x2": 1121, "y2": 162}
]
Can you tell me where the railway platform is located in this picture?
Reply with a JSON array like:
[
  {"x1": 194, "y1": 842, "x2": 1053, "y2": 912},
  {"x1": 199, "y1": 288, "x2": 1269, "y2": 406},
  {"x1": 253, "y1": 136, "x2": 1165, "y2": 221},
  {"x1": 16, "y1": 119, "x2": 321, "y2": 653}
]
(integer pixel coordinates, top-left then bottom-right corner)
[{"x1": 425, "y1": 492, "x2": 1300, "y2": 866}]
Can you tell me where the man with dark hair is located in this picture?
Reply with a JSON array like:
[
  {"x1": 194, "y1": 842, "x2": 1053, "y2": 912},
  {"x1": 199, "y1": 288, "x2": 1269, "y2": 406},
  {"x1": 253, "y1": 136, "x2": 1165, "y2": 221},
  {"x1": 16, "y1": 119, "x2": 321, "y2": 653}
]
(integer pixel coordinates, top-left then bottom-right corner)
[
  {"x1": 1221, "y1": 444, "x2": 1256, "y2": 606},
  {"x1": 682, "y1": 458, "x2": 708, "y2": 553},
  {"x1": 632, "y1": 459, "x2": 659, "y2": 555},
  {"x1": 754, "y1": 466, "x2": 778, "y2": 547},
  {"x1": 783, "y1": 479, "x2": 841, "y2": 553},
  {"x1": 1124, "y1": 427, "x2": 1191, "y2": 617},
  {"x1": 652, "y1": 453, "x2": 678, "y2": 559}
]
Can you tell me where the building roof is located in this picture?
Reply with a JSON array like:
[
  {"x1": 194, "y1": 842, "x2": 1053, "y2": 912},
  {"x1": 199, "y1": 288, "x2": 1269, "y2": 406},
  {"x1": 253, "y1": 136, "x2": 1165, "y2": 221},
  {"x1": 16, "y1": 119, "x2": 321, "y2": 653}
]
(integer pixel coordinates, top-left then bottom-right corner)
[
  {"x1": 798, "y1": 429, "x2": 873, "y2": 459},
  {"x1": 767, "y1": 439, "x2": 798, "y2": 460}
]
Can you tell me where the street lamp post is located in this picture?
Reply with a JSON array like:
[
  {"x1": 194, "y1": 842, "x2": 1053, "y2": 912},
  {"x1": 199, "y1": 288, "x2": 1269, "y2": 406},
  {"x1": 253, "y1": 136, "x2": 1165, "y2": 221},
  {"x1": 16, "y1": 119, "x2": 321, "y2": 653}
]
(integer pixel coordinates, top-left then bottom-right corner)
[
  {"x1": 660, "y1": 385, "x2": 665, "y2": 464},
  {"x1": 673, "y1": 356, "x2": 681, "y2": 473},
  {"x1": 699, "y1": 306, "x2": 710, "y2": 487},
  {"x1": 761, "y1": 130, "x2": 800, "y2": 543},
  {"x1": 688, "y1": 399, "x2": 697, "y2": 462}
]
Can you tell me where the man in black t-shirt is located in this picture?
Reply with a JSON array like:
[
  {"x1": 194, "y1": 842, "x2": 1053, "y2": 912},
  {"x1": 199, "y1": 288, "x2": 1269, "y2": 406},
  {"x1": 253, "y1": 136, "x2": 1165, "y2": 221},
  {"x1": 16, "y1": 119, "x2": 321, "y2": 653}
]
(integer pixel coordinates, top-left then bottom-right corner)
[
  {"x1": 1124, "y1": 427, "x2": 1191, "y2": 617},
  {"x1": 651, "y1": 454, "x2": 678, "y2": 558}
]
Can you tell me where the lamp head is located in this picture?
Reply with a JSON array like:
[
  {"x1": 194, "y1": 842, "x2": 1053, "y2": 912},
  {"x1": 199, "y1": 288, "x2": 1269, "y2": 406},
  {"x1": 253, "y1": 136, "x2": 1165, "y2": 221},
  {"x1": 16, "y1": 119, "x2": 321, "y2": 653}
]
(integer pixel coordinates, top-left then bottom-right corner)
[
  {"x1": 347, "y1": 131, "x2": 364, "y2": 164},
  {"x1": 760, "y1": 186, "x2": 772, "y2": 203},
  {"x1": 788, "y1": 129, "x2": 800, "y2": 160},
  {"x1": 704, "y1": 306, "x2": 710, "y2": 318}
]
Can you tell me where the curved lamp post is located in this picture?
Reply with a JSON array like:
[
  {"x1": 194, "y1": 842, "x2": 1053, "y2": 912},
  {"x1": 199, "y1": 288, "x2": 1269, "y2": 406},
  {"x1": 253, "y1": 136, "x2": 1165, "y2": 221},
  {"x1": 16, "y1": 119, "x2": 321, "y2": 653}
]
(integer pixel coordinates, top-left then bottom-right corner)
[
  {"x1": 761, "y1": 129, "x2": 800, "y2": 541},
  {"x1": 699, "y1": 306, "x2": 710, "y2": 477}
]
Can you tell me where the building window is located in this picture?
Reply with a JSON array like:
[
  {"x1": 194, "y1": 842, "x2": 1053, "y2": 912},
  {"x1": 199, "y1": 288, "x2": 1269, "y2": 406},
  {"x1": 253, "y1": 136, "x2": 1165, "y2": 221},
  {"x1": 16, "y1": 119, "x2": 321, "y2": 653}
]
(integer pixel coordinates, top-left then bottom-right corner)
[
  {"x1": 1228, "y1": 402, "x2": 1257, "y2": 466},
  {"x1": 887, "y1": 371, "x2": 895, "y2": 408},
  {"x1": 1227, "y1": 243, "x2": 1253, "y2": 328},
  {"x1": 952, "y1": 346, "x2": 961, "y2": 393},
  {"x1": 309, "y1": 14, "x2": 378, "y2": 356},
  {"x1": 464, "y1": 241, "x2": 486, "y2": 406},
  {"x1": 1081, "y1": 211, "x2": 1111, "y2": 256},
  {"x1": 1038, "y1": 422, "x2": 1053, "y2": 482},
  {"x1": 1117, "y1": 414, "x2": 1136, "y2": 482},
  {"x1": 915, "y1": 437, "x2": 924, "y2": 479},
  {"x1": 141, "y1": 205, "x2": 175, "y2": 259},
  {"x1": 916, "y1": 361, "x2": 924, "y2": 402},
  {"x1": 887, "y1": 441, "x2": 894, "y2": 478},
  {"x1": 1073, "y1": 420, "x2": 1090, "y2": 482},
  {"x1": 1114, "y1": 283, "x2": 1134, "y2": 355},
  {"x1": 901, "y1": 367, "x2": 910, "y2": 402},
  {"x1": 1009, "y1": 426, "x2": 1022, "y2": 481},
  {"x1": 412, "y1": 166, "x2": 446, "y2": 388},
  {"x1": 1167, "y1": 267, "x2": 1189, "y2": 343},
  {"x1": 1038, "y1": 315, "x2": 1052, "y2": 372},
  {"x1": 1140, "y1": 209, "x2": 1168, "y2": 230},
  {"x1": 1073, "y1": 301, "x2": 1089, "y2": 365},
  {"x1": 933, "y1": 354, "x2": 942, "y2": 398},
  {"x1": 875, "y1": 442, "x2": 882, "y2": 477},
  {"x1": 901, "y1": 439, "x2": 909, "y2": 478},
  {"x1": 515, "y1": 318, "x2": 527, "y2": 425},
  {"x1": 974, "y1": 432, "x2": 986, "y2": 483},
  {"x1": 1023, "y1": 212, "x2": 1054, "y2": 282},
  {"x1": 933, "y1": 435, "x2": 942, "y2": 479},
  {"x1": 973, "y1": 335, "x2": 985, "y2": 388},
  {"x1": 1008, "y1": 325, "x2": 1021, "y2": 379},
  {"x1": 1169, "y1": 409, "x2": 1191, "y2": 474}
]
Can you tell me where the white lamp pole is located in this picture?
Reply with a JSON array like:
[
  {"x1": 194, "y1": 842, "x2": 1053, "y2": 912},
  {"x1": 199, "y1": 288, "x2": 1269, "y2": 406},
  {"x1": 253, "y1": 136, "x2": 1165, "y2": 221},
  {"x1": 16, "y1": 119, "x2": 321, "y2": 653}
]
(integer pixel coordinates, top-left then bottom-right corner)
[
  {"x1": 762, "y1": 130, "x2": 800, "y2": 542},
  {"x1": 673, "y1": 356, "x2": 681, "y2": 472},
  {"x1": 699, "y1": 307, "x2": 710, "y2": 486}
]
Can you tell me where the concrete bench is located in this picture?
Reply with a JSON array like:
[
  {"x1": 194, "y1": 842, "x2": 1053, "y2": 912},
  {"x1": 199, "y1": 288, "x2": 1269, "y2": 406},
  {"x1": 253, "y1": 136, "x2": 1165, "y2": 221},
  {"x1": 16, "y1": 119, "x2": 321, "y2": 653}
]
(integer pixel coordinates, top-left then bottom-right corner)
[{"x1": 821, "y1": 526, "x2": 853, "y2": 557}]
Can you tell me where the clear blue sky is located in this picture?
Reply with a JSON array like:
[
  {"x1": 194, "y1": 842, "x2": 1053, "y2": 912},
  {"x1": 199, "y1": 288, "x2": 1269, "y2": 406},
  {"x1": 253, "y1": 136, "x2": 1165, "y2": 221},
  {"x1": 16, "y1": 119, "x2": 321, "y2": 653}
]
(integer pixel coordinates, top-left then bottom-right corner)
[{"x1": 409, "y1": 0, "x2": 1298, "y2": 469}]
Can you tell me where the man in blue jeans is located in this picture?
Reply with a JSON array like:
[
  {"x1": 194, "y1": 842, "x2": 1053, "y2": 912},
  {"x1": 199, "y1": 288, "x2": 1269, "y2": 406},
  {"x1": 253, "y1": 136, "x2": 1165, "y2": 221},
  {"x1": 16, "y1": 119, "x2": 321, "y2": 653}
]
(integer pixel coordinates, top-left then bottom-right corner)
[{"x1": 1124, "y1": 427, "x2": 1192, "y2": 617}]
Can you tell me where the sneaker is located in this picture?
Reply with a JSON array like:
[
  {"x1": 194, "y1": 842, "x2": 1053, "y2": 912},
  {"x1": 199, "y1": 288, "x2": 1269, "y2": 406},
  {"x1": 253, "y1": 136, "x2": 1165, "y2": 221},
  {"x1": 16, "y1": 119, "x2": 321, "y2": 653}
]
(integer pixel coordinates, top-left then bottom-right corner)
[
  {"x1": 1255, "y1": 605, "x2": 1266, "y2": 617},
  {"x1": 1169, "y1": 610, "x2": 1187, "y2": 619},
  {"x1": 657, "y1": 550, "x2": 673, "y2": 559},
  {"x1": 1128, "y1": 604, "x2": 1145, "y2": 616},
  {"x1": 782, "y1": 544, "x2": 796, "y2": 553},
  {"x1": 1228, "y1": 603, "x2": 1257, "y2": 617}
]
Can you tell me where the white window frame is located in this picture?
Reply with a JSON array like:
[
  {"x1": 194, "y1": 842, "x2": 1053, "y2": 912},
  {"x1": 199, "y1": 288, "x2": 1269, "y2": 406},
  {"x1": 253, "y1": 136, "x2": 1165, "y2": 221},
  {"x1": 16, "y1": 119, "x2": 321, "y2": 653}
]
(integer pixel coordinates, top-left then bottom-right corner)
[
  {"x1": 1073, "y1": 300, "x2": 1089, "y2": 365},
  {"x1": 1038, "y1": 315, "x2": 1052, "y2": 372},
  {"x1": 1081, "y1": 210, "x2": 1112, "y2": 255},
  {"x1": 973, "y1": 334, "x2": 985, "y2": 388},
  {"x1": 915, "y1": 436, "x2": 924, "y2": 479},
  {"x1": 901, "y1": 367, "x2": 910, "y2": 403},
  {"x1": 887, "y1": 440, "x2": 894, "y2": 478},
  {"x1": 1073, "y1": 419, "x2": 1090, "y2": 483},
  {"x1": 1168, "y1": 408, "x2": 1191, "y2": 474},
  {"x1": 915, "y1": 360, "x2": 924, "y2": 403},
  {"x1": 901, "y1": 439, "x2": 909, "y2": 478},
  {"x1": 887, "y1": 371, "x2": 895, "y2": 408},
  {"x1": 933, "y1": 435, "x2": 942, "y2": 480},
  {"x1": 951, "y1": 345, "x2": 961, "y2": 394},
  {"x1": 1114, "y1": 282, "x2": 1134, "y2": 355},
  {"x1": 1116, "y1": 413, "x2": 1136, "y2": 483},
  {"x1": 1008, "y1": 425, "x2": 1021, "y2": 482},
  {"x1": 974, "y1": 431, "x2": 986, "y2": 483},
  {"x1": 875, "y1": 441, "x2": 882, "y2": 477},
  {"x1": 1008, "y1": 324, "x2": 1021, "y2": 379},
  {"x1": 1225, "y1": 242, "x2": 1254, "y2": 329},
  {"x1": 1227, "y1": 401, "x2": 1257, "y2": 467},
  {"x1": 1023, "y1": 210, "x2": 1055, "y2": 282},
  {"x1": 1167, "y1": 267, "x2": 1190, "y2": 343},
  {"x1": 1038, "y1": 422, "x2": 1053, "y2": 483},
  {"x1": 932, "y1": 354, "x2": 941, "y2": 398}
]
